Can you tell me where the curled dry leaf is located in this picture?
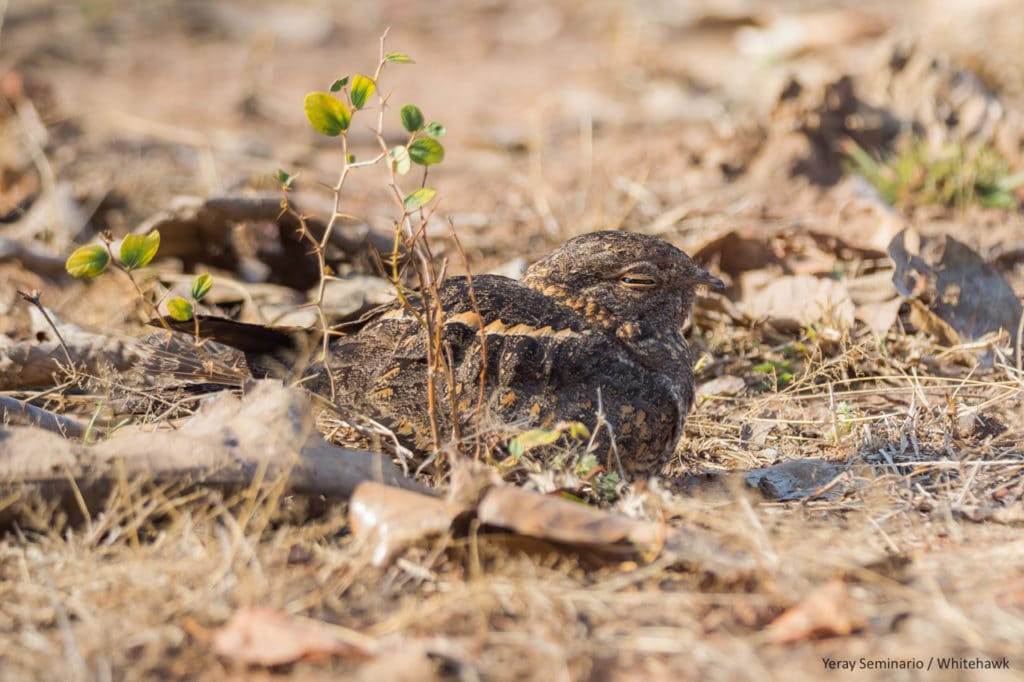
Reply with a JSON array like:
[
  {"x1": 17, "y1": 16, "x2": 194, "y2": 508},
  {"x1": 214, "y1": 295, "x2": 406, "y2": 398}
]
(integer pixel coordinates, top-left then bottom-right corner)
[
  {"x1": 476, "y1": 486, "x2": 661, "y2": 553},
  {"x1": 349, "y1": 482, "x2": 468, "y2": 566},
  {"x1": 766, "y1": 580, "x2": 866, "y2": 644},
  {"x1": 889, "y1": 228, "x2": 1023, "y2": 344},
  {"x1": 211, "y1": 607, "x2": 376, "y2": 666}
]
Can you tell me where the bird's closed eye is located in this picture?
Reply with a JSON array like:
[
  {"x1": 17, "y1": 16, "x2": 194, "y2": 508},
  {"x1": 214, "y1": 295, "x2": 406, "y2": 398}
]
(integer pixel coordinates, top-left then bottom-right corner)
[{"x1": 619, "y1": 274, "x2": 658, "y2": 288}]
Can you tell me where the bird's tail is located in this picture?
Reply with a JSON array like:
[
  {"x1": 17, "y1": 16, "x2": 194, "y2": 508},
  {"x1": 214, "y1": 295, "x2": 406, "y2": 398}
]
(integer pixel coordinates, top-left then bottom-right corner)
[{"x1": 147, "y1": 315, "x2": 319, "y2": 379}]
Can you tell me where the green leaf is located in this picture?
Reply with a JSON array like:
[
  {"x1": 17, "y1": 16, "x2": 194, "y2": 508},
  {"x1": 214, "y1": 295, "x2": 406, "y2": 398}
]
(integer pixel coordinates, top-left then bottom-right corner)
[
  {"x1": 389, "y1": 145, "x2": 411, "y2": 175},
  {"x1": 167, "y1": 297, "x2": 194, "y2": 322},
  {"x1": 385, "y1": 52, "x2": 415, "y2": 64},
  {"x1": 119, "y1": 231, "x2": 160, "y2": 270},
  {"x1": 400, "y1": 104, "x2": 424, "y2": 133},
  {"x1": 276, "y1": 168, "x2": 296, "y2": 188},
  {"x1": 403, "y1": 187, "x2": 437, "y2": 211},
  {"x1": 427, "y1": 121, "x2": 446, "y2": 137},
  {"x1": 191, "y1": 273, "x2": 213, "y2": 301},
  {"x1": 565, "y1": 421, "x2": 590, "y2": 440},
  {"x1": 329, "y1": 77, "x2": 348, "y2": 92},
  {"x1": 65, "y1": 244, "x2": 110, "y2": 279},
  {"x1": 349, "y1": 74, "x2": 375, "y2": 109},
  {"x1": 507, "y1": 428, "x2": 563, "y2": 459},
  {"x1": 408, "y1": 137, "x2": 445, "y2": 166},
  {"x1": 303, "y1": 92, "x2": 351, "y2": 136}
]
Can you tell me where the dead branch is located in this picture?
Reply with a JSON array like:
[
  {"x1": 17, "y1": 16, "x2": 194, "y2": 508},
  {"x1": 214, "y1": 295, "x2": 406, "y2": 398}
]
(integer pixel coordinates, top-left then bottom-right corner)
[
  {"x1": 0, "y1": 394, "x2": 94, "y2": 439},
  {"x1": 0, "y1": 236, "x2": 68, "y2": 277},
  {"x1": 0, "y1": 330, "x2": 141, "y2": 390},
  {"x1": 0, "y1": 381, "x2": 430, "y2": 527}
]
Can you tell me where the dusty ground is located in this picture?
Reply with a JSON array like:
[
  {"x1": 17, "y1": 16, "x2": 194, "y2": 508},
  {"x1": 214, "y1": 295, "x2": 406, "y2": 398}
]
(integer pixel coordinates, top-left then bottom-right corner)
[{"x1": 2, "y1": 0, "x2": 1024, "y2": 680}]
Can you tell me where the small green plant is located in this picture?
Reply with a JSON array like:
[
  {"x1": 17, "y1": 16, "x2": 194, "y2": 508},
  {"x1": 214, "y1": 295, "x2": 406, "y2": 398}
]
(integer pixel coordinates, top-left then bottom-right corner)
[
  {"x1": 284, "y1": 32, "x2": 465, "y2": 457},
  {"x1": 844, "y1": 138, "x2": 1024, "y2": 210},
  {"x1": 166, "y1": 272, "x2": 213, "y2": 323},
  {"x1": 65, "y1": 230, "x2": 214, "y2": 325},
  {"x1": 575, "y1": 453, "x2": 623, "y2": 502},
  {"x1": 506, "y1": 421, "x2": 591, "y2": 461},
  {"x1": 830, "y1": 400, "x2": 855, "y2": 443},
  {"x1": 753, "y1": 358, "x2": 795, "y2": 392}
]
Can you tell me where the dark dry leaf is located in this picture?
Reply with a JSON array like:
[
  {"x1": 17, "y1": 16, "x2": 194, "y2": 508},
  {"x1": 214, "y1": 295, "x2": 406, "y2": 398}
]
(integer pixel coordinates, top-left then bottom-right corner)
[
  {"x1": 889, "y1": 228, "x2": 1023, "y2": 344},
  {"x1": 745, "y1": 458, "x2": 845, "y2": 501}
]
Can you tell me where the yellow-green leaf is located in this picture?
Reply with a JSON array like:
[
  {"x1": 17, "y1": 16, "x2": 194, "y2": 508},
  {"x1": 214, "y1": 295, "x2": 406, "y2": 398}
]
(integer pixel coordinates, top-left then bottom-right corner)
[
  {"x1": 167, "y1": 297, "x2": 194, "y2": 321},
  {"x1": 565, "y1": 421, "x2": 591, "y2": 440},
  {"x1": 385, "y1": 52, "x2": 415, "y2": 64},
  {"x1": 427, "y1": 121, "x2": 446, "y2": 138},
  {"x1": 389, "y1": 145, "x2": 411, "y2": 175},
  {"x1": 191, "y1": 273, "x2": 213, "y2": 301},
  {"x1": 303, "y1": 92, "x2": 351, "y2": 136},
  {"x1": 409, "y1": 137, "x2": 444, "y2": 166},
  {"x1": 507, "y1": 428, "x2": 563, "y2": 459},
  {"x1": 403, "y1": 187, "x2": 437, "y2": 211},
  {"x1": 349, "y1": 74, "x2": 375, "y2": 109},
  {"x1": 120, "y1": 231, "x2": 160, "y2": 270},
  {"x1": 400, "y1": 104, "x2": 424, "y2": 133},
  {"x1": 65, "y1": 244, "x2": 110, "y2": 279}
]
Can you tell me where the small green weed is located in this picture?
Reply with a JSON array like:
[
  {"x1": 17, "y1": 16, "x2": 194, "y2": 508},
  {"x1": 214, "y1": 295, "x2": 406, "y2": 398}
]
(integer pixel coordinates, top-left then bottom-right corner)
[{"x1": 844, "y1": 138, "x2": 1024, "y2": 210}]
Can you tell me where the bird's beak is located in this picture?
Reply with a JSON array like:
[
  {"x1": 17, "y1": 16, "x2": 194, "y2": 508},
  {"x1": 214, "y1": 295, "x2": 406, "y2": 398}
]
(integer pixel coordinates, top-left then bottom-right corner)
[{"x1": 694, "y1": 268, "x2": 725, "y2": 290}]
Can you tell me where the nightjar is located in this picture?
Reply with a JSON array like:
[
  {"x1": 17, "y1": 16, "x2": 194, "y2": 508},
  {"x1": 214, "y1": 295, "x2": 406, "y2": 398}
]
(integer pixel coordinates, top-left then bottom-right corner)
[{"x1": 152, "y1": 230, "x2": 723, "y2": 475}]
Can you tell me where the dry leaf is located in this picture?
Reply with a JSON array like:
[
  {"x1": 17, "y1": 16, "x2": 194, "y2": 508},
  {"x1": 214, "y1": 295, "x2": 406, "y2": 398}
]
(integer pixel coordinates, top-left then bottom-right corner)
[
  {"x1": 746, "y1": 459, "x2": 845, "y2": 501},
  {"x1": 889, "y1": 228, "x2": 1022, "y2": 344},
  {"x1": 742, "y1": 275, "x2": 855, "y2": 331},
  {"x1": 349, "y1": 482, "x2": 468, "y2": 566},
  {"x1": 767, "y1": 580, "x2": 865, "y2": 643},
  {"x1": 697, "y1": 374, "x2": 746, "y2": 400},
  {"x1": 477, "y1": 486, "x2": 661, "y2": 553},
  {"x1": 211, "y1": 607, "x2": 376, "y2": 666},
  {"x1": 855, "y1": 298, "x2": 904, "y2": 336}
]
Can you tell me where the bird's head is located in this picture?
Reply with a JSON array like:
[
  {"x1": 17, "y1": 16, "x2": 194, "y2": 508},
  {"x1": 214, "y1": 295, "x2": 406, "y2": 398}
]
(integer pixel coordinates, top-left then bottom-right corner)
[{"x1": 522, "y1": 231, "x2": 723, "y2": 347}]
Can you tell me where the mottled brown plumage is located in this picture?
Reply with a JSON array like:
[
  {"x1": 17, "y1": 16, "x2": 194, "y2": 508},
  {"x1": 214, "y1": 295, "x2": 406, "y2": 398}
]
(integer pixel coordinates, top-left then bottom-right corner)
[{"x1": 153, "y1": 231, "x2": 722, "y2": 475}]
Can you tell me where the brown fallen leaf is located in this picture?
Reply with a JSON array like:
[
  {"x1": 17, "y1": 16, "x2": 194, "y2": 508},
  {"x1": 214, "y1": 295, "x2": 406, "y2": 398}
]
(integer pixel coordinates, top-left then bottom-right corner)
[
  {"x1": 742, "y1": 274, "x2": 855, "y2": 332},
  {"x1": 211, "y1": 607, "x2": 376, "y2": 666},
  {"x1": 697, "y1": 374, "x2": 747, "y2": 401},
  {"x1": 476, "y1": 486, "x2": 662, "y2": 553},
  {"x1": 349, "y1": 482, "x2": 469, "y2": 566},
  {"x1": 855, "y1": 298, "x2": 904, "y2": 336},
  {"x1": 766, "y1": 580, "x2": 866, "y2": 644}
]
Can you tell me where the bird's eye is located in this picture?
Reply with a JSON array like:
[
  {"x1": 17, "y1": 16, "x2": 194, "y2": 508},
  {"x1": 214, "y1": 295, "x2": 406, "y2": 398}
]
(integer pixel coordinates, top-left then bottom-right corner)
[{"x1": 619, "y1": 274, "x2": 658, "y2": 289}]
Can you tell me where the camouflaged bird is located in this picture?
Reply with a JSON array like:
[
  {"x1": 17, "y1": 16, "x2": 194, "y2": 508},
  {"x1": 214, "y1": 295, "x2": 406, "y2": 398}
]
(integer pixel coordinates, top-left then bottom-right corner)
[{"x1": 153, "y1": 231, "x2": 723, "y2": 475}]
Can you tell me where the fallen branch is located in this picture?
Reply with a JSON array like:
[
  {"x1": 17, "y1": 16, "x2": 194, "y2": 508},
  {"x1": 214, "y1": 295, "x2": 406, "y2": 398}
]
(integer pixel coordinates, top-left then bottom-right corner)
[
  {"x1": 0, "y1": 236, "x2": 68, "y2": 277},
  {"x1": 0, "y1": 394, "x2": 94, "y2": 439},
  {"x1": 0, "y1": 381, "x2": 430, "y2": 527},
  {"x1": 0, "y1": 331, "x2": 141, "y2": 390}
]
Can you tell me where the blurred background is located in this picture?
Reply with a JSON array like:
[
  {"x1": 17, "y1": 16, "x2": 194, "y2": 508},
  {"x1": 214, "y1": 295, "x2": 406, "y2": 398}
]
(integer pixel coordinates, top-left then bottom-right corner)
[{"x1": 2, "y1": 0, "x2": 1023, "y2": 318}]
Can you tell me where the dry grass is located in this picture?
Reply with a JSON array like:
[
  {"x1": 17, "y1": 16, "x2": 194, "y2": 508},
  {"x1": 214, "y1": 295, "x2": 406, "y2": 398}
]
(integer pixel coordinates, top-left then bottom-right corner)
[{"x1": 3, "y1": 328, "x2": 1023, "y2": 681}]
